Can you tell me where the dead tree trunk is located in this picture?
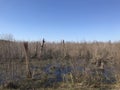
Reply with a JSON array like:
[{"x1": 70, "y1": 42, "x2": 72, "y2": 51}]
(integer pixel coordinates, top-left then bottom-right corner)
[
  {"x1": 62, "y1": 40, "x2": 66, "y2": 58},
  {"x1": 39, "y1": 39, "x2": 45, "y2": 60},
  {"x1": 41, "y1": 38, "x2": 45, "y2": 49},
  {"x1": 23, "y1": 42, "x2": 32, "y2": 78}
]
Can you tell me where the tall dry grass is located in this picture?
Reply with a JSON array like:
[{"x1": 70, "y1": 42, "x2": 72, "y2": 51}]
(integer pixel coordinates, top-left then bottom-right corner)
[{"x1": 0, "y1": 36, "x2": 120, "y2": 88}]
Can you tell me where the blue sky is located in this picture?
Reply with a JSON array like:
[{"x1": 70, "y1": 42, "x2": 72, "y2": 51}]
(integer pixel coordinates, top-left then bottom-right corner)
[{"x1": 0, "y1": 0, "x2": 120, "y2": 41}]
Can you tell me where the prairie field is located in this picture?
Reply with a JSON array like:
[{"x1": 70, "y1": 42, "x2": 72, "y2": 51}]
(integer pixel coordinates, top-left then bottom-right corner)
[{"x1": 0, "y1": 40, "x2": 120, "y2": 90}]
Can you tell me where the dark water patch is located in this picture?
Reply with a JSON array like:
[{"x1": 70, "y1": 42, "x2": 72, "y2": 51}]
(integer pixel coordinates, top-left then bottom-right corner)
[
  {"x1": 43, "y1": 64, "x2": 72, "y2": 82},
  {"x1": 41, "y1": 63, "x2": 116, "y2": 87}
]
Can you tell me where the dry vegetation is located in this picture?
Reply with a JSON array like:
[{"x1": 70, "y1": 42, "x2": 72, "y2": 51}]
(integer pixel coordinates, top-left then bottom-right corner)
[{"x1": 0, "y1": 36, "x2": 120, "y2": 89}]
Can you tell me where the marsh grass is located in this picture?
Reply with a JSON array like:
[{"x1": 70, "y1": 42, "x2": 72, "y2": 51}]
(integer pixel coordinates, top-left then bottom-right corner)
[{"x1": 0, "y1": 39, "x2": 120, "y2": 89}]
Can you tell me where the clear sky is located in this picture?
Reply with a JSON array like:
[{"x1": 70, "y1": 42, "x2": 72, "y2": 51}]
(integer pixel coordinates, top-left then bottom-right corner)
[{"x1": 0, "y1": 0, "x2": 120, "y2": 41}]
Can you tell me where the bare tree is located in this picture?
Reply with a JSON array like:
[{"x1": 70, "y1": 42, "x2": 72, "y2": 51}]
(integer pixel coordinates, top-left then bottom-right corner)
[{"x1": 23, "y1": 42, "x2": 32, "y2": 78}]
